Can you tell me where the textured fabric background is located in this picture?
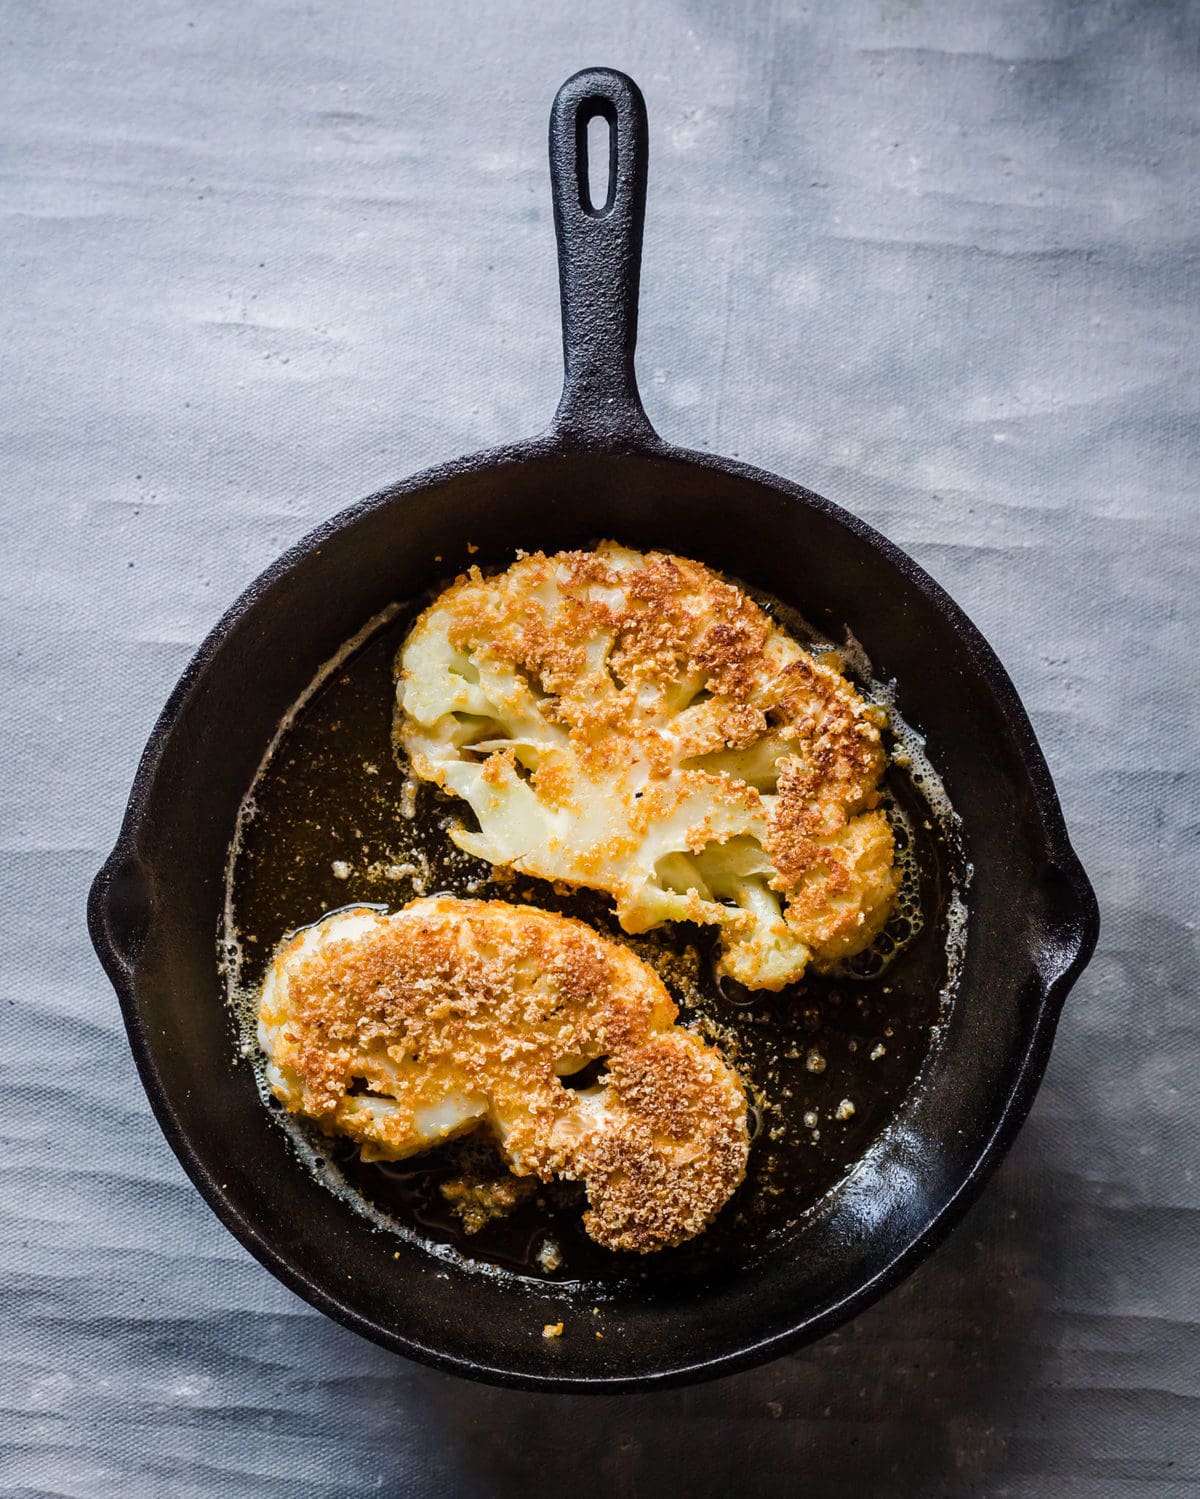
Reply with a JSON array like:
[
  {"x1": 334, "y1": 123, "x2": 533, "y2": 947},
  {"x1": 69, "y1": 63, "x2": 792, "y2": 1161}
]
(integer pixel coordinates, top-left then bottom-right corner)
[{"x1": 2, "y1": 1, "x2": 1197, "y2": 1495}]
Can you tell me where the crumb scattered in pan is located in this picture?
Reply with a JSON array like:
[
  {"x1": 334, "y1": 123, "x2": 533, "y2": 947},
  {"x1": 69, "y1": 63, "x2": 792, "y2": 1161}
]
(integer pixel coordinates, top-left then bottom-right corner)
[
  {"x1": 543, "y1": 1321, "x2": 564, "y2": 1339},
  {"x1": 536, "y1": 1238, "x2": 562, "y2": 1273},
  {"x1": 364, "y1": 849, "x2": 431, "y2": 892},
  {"x1": 440, "y1": 1173, "x2": 537, "y2": 1234}
]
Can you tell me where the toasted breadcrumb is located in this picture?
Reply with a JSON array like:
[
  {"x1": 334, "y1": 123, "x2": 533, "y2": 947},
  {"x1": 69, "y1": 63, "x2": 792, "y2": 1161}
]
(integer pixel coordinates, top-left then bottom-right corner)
[
  {"x1": 439, "y1": 1173, "x2": 536, "y2": 1234},
  {"x1": 536, "y1": 1239, "x2": 563, "y2": 1272}
]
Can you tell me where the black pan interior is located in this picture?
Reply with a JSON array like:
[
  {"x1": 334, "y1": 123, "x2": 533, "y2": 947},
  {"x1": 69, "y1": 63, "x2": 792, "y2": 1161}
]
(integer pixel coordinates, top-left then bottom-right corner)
[
  {"x1": 227, "y1": 573, "x2": 956, "y2": 1289},
  {"x1": 103, "y1": 447, "x2": 1086, "y2": 1387}
]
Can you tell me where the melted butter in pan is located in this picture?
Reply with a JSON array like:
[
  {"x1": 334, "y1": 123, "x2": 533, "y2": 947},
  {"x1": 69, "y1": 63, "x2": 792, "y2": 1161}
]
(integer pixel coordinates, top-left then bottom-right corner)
[{"x1": 225, "y1": 595, "x2": 965, "y2": 1291}]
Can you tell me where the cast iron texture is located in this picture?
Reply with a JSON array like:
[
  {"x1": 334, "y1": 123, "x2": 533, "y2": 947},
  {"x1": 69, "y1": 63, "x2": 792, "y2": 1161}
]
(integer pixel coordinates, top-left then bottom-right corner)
[{"x1": 88, "y1": 68, "x2": 1098, "y2": 1392}]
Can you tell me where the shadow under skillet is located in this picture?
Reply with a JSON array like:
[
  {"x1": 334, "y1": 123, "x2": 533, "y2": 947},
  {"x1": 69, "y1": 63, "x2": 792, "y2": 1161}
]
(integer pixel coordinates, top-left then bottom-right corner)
[
  {"x1": 230, "y1": 602, "x2": 962, "y2": 1291},
  {"x1": 285, "y1": 1148, "x2": 1058, "y2": 1499}
]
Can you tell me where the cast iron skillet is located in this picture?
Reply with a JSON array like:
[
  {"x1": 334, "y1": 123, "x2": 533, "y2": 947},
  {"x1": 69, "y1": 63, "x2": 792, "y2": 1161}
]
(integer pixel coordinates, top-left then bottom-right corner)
[{"x1": 89, "y1": 68, "x2": 1098, "y2": 1391}]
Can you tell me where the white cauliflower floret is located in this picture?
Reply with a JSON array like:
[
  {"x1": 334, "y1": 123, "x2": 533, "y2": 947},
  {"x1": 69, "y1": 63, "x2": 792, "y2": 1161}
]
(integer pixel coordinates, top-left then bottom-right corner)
[
  {"x1": 258, "y1": 898, "x2": 749, "y2": 1253},
  {"x1": 396, "y1": 543, "x2": 897, "y2": 990}
]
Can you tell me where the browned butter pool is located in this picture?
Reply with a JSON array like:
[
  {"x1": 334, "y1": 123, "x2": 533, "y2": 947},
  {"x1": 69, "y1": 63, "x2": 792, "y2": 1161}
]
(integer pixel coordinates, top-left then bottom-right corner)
[{"x1": 225, "y1": 592, "x2": 966, "y2": 1292}]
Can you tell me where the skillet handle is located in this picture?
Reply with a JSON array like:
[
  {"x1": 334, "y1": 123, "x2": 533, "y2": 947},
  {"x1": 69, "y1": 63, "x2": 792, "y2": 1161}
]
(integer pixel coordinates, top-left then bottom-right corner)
[{"x1": 548, "y1": 68, "x2": 659, "y2": 449}]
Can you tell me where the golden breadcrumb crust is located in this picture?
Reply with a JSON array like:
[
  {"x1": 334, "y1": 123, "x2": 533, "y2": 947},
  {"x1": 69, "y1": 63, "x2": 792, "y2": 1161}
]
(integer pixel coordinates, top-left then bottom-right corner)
[
  {"x1": 397, "y1": 543, "x2": 898, "y2": 989},
  {"x1": 258, "y1": 898, "x2": 749, "y2": 1253}
]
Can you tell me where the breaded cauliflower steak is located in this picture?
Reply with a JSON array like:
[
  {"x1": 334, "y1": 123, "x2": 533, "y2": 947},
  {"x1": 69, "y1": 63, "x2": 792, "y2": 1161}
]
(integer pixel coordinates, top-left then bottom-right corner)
[
  {"x1": 397, "y1": 543, "x2": 897, "y2": 989},
  {"x1": 258, "y1": 897, "x2": 749, "y2": 1253}
]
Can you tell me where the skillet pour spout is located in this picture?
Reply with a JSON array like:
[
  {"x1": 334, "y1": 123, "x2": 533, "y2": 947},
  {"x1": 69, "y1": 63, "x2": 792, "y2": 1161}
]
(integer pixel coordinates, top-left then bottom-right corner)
[{"x1": 89, "y1": 68, "x2": 1098, "y2": 1391}]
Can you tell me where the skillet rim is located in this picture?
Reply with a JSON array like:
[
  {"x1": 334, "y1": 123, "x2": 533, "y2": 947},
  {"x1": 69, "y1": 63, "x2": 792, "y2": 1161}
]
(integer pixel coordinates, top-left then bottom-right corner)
[{"x1": 88, "y1": 428, "x2": 1099, "y2": 1393}]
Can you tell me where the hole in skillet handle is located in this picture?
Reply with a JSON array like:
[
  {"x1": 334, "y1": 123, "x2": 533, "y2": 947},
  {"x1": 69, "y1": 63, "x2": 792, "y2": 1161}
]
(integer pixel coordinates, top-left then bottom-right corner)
[
  {"x1": 548, "y1": 68, "x2": 659, "y2": 451},
  {"x1": 581, "y1": 107, "x2": 616, "y2": 216}
]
